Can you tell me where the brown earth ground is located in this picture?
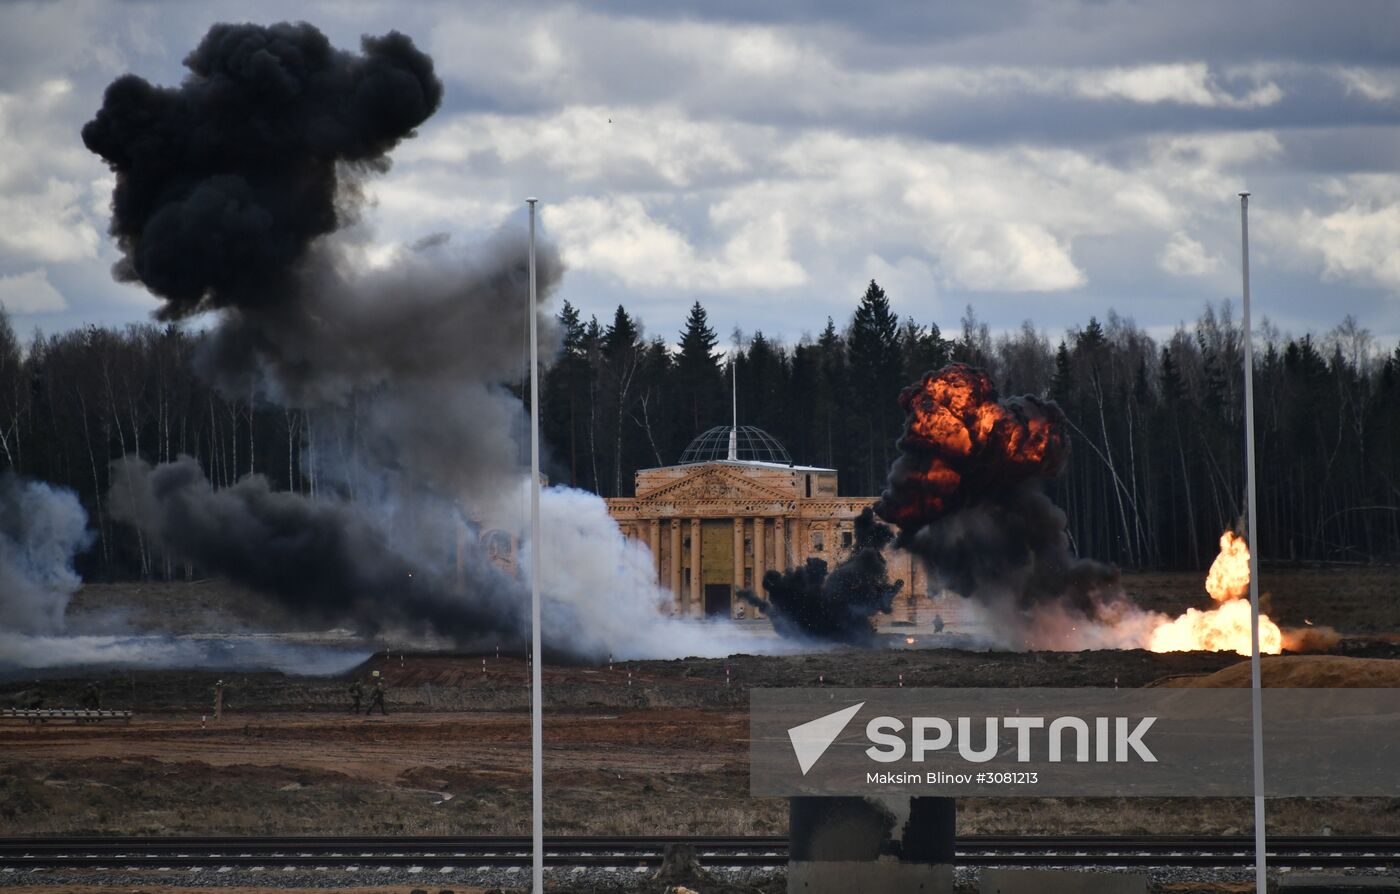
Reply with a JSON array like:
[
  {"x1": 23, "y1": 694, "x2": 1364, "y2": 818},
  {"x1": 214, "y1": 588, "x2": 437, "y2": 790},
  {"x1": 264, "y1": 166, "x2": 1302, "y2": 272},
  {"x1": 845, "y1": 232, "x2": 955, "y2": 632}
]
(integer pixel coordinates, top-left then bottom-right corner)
[{"x1": 1, "y1": 568, "x2": 1398, "y2": 894}]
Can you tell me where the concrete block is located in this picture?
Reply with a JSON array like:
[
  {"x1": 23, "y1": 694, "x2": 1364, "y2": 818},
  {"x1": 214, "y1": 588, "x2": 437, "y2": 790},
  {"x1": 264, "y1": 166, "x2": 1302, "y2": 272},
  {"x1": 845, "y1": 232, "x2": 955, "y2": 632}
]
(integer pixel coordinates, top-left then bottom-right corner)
[
  {"x1": 979, "y1": 868, "x2": 1147, "y2": 894},
  {"x1": 788, "y1": 859, "x2": 954, "y2": 894},
  {"x1": 1278, "y1": 875, "x2": 1400, "y2": 892}
]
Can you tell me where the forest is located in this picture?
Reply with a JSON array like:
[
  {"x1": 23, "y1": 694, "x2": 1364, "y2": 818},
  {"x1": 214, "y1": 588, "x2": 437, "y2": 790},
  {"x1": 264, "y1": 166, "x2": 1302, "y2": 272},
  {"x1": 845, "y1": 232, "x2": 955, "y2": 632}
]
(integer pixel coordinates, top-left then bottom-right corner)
[{"x1": 2, "y1": 279, "x2": 1398, "y2": 581}]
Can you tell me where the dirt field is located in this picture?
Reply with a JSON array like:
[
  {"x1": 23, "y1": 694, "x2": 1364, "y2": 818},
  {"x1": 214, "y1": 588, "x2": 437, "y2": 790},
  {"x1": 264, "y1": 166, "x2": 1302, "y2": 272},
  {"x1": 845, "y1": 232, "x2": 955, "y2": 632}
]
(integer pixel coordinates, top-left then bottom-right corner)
[
  {"x1": 4, "y1": 569, "x2": 1399, "y2": 843},
  {"x1": 3, "y1": 648, "x2": 1399, "y2": 840}
]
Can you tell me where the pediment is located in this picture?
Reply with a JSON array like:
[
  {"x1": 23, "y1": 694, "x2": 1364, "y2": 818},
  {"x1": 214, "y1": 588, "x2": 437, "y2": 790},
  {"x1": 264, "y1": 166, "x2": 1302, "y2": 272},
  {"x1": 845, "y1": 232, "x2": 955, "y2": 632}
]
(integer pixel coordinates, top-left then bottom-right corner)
[{"x1": 640, "y1": 466, "x2": 793, "y2": 505}]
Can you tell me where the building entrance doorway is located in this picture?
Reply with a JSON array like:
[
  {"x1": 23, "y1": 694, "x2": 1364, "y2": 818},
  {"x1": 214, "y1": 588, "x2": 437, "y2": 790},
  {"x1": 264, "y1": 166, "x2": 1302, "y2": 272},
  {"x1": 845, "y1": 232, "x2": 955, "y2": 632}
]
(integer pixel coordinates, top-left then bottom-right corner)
[{"x1": 704, "y1": 584, "x2": 732, "y2": 617}]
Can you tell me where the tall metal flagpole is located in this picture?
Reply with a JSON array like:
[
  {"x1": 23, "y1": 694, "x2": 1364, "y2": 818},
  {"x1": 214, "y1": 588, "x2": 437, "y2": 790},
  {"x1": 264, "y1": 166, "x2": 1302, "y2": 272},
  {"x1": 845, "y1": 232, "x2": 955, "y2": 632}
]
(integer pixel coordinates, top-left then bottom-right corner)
[
  {"x1": 526, "y1": 198, "x2": 544, "y2": 894},
  {"x1": 728, "y1": 354, "x2": 738, "y2": 462},
  {"x1": 1239, "y1": 192, "x2": 1267, "y2": 892}
]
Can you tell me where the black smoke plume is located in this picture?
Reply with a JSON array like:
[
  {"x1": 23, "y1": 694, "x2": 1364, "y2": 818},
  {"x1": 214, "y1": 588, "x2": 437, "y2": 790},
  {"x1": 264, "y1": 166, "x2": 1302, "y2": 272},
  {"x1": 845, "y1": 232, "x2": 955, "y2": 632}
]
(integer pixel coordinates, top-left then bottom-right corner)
[
  {"x1": 108, "y1": 457, "x2": 519, "y2": 642},
  {"x1": 743, "y1": 508, "x2": 903, "y2": 643},
  {"x1": 875, "y1": 365, "x2": 1118, "y2": 615},
  {"x1": 82, "y1": 23, "x2": 580, "y2": 655},
  {"x1": 82, "y1": 21, "x2": 443, "y2": 318}
]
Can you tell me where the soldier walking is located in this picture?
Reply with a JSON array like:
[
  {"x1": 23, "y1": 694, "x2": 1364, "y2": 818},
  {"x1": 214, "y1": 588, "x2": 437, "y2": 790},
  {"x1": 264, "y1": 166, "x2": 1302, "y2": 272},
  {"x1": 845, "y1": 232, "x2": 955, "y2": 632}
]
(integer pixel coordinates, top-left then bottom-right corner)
[
  {"x1": 365, "y1": 673, "x2": 387, "y2": 716},
  {"x1": 348, "y1": 678, "x2": 364, "y2": 713}
]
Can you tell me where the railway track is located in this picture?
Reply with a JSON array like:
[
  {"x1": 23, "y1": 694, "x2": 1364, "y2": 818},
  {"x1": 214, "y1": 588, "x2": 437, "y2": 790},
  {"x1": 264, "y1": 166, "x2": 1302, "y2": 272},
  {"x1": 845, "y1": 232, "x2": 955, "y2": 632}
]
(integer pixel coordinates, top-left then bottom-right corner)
[{"x1": 0, "y1": 835, "x2": 1397, "y2": 870}]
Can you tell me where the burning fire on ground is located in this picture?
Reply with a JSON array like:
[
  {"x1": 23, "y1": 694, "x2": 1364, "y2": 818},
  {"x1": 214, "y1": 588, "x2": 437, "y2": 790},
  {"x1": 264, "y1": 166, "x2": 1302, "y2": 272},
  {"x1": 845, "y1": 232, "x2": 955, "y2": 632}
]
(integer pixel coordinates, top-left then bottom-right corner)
[
  {"x1": 1146, "y1": 531, "x2": 1282, "y2": 656},
  {"x1": 866, "y1": 364, "x2": 1329, "y2": 657}
]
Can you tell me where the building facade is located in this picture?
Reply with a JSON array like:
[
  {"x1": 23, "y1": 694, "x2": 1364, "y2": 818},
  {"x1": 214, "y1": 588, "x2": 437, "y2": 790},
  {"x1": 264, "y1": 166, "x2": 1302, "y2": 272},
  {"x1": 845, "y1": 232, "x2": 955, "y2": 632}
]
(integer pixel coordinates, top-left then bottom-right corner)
[{"x1": 604, "y1": 426, "x2": 969, "y2": 629}]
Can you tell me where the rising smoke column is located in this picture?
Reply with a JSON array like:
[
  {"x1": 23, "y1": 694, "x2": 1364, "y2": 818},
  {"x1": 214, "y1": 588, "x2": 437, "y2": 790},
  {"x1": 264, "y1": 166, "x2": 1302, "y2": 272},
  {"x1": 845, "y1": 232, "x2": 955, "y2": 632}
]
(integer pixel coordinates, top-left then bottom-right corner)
[
  {"x1": 743, "y1": 508, "x2": 904, "y2": 643},
  {"x1": 79, "y1": 22, "x2": 759, "y2": 663},
  {"x1": 0, "y1": 475, "x2": 91, "y2": 635},
  {"x1": 875, "y1": 364, "x2": 1118, "y2": 615},
  {"x1": 79, "y1": 22, "x2": 562, "y2": 651}
]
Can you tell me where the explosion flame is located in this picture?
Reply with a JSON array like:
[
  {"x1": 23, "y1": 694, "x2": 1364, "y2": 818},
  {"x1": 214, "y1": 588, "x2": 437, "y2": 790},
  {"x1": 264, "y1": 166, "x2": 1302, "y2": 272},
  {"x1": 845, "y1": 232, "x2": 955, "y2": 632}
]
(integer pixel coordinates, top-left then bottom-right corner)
[
  {"x1": 874, "y1": 364, "x2": 1117, "y2": 616},
  {"x1": 1147, "y1": 531, "x2": 1282, "y2": 656},
  {"x1": 876, "y1": 364, "x2": 1068, "y2": 531}
]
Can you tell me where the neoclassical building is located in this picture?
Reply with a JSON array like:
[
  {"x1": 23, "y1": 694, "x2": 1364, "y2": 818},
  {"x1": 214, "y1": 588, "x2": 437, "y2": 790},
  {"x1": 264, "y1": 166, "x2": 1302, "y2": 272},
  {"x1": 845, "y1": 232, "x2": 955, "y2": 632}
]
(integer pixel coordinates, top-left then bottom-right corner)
[{"x1": 605, "y1": 425, "x2": 967, "y2": 627}]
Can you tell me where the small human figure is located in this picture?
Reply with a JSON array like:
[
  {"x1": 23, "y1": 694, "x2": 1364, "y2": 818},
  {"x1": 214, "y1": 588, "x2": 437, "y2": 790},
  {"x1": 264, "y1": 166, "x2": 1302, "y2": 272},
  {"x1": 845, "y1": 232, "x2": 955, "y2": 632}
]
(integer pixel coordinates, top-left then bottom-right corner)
[
  {"x1": 933, "y1": 613, "x2": 945, "y2": 634},
  {"x1": 365, "y1": 677, "x2": 387, "y2": 716},
  {"x1": 348, "y1": 679, "x2": 364, "y2": 713},
  {"x1": 80, "y1": 681, "x2": 102, "y2": 711}
]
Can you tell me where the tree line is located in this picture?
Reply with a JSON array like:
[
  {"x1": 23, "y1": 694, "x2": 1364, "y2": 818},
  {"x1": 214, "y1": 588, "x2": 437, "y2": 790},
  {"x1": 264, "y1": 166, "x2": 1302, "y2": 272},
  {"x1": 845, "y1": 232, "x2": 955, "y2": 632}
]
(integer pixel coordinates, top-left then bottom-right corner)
[
  {"x1": 541, "y1": 282, "x2": 1400, "y2": 569},
  {"x1": 2, "y1": 281, "x2": 1398, "y2": 583}
]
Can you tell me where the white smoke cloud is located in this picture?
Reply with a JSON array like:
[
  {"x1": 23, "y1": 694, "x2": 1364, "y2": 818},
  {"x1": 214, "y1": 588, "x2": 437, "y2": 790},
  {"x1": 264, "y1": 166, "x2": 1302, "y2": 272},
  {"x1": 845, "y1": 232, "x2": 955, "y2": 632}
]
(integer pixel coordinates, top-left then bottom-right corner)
[
  {"x1": 0, "y1": 474, "x2": 90, "y2": 636},
  {"x1": 0, "y1": 632, "x2": 368, "y2": 676},
  {"x1": 524, "y1": 485, "x2": 806, "y2": 660}
]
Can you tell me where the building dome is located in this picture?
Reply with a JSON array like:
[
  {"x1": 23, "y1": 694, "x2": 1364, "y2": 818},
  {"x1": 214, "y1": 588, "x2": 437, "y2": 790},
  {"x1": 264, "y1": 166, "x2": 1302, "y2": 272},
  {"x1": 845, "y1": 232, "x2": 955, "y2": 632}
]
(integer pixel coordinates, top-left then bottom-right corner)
[{"x1": 678, "y1": 425, "x2": 793, "y2": 465}]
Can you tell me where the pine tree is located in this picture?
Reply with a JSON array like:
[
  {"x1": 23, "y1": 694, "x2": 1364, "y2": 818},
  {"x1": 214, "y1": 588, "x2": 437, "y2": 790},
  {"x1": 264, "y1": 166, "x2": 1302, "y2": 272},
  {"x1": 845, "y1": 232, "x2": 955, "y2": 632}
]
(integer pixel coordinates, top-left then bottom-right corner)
[
  {"x1": 815, "y1": 318, "x2": 852, "y2": 477},
  {"x1": 601, "y1": 306, "x2": 643, "y2": 496},
  {"x1": 541, "y1": 301, "x2": 588, "y2": 487},
  {"x1": 898, "y1": 318, "x2": 951, "y2": 384},
  {"x1": 847, "y1": 280, "x2": 904, "y2": 494},
  {"x1": 673, "y1": 301, "x2": 724, "y2": 441},
  {"x1": 739, "y1": 331, "x2": 789, "y2": 448}
]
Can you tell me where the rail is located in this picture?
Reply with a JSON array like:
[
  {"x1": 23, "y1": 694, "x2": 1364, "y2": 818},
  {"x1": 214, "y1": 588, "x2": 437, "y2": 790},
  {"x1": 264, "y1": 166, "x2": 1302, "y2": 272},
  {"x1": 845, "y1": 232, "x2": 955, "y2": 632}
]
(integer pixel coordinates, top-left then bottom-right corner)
[{"x1": 0, "y1": 835, "x2": 1397, "y2": 869}]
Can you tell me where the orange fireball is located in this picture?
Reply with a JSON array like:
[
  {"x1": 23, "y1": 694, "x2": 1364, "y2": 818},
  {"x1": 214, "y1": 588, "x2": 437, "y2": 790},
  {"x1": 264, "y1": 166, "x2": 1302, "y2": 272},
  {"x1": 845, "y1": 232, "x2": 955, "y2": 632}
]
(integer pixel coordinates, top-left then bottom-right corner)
[
  {"x1": 1148, "y1": 530, "x2": 1281, "y2": 656},
  {"x1": 876, "y1": 364, "x2": 1069, "y2": 532}
]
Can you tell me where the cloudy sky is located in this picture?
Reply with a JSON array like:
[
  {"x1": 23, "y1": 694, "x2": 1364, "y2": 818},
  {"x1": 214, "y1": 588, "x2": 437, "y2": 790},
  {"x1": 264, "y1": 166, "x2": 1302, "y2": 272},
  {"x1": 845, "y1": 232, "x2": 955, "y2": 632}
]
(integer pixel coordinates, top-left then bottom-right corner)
[{"x1": 3, "y1": 0, "x2": 1399, "y2": 351}]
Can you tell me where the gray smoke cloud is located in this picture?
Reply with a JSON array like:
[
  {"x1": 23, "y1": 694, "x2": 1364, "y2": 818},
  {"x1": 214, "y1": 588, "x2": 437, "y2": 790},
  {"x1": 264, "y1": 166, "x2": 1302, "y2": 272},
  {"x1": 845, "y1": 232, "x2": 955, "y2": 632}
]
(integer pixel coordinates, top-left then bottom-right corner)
[
  {"x1": 107, "y1": 455, "x2": 520, "y2": 642},
  {"x1": 78, "y1": 21, "x2": 566, "y2": 654},
  {"x1": 79, "y1": 21, "x2": 782, "y2": 664},
  {"x1": 0, "y1": 474, "x2": 91, "y2": 635}
]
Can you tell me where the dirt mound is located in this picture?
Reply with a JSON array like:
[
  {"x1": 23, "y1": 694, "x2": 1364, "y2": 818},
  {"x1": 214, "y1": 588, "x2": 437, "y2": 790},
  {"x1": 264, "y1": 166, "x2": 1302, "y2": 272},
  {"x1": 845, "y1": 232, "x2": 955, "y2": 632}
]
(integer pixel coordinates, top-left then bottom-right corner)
[{"x1": 1154, "y1": 655, "x2": 1400, "y2": 687}]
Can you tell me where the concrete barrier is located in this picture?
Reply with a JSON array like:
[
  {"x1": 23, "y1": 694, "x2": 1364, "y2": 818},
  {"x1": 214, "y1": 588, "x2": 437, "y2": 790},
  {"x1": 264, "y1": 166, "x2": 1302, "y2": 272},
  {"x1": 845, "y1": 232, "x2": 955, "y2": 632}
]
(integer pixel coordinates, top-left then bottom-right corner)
[
  {"x1": 1279, "y1": 875, "x2": 1400, "y2": 892},
  {"x1": 788, "y1": 860, "x2": 954, "y2": 893}
]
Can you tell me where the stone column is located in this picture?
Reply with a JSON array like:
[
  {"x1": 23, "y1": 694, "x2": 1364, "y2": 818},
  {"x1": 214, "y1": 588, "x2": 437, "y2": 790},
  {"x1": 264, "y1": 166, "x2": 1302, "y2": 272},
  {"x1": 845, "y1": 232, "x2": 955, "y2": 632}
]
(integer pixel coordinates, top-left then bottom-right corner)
[
  {"x1": 774, "y1": 516, "x2": 786, "y2": 572},
  {"x1": 732, "y1": 517, "x2": 745, "y2": 616},
  {"x1": 752, "y1": 517, "x2": 766, "y2": 618},
  {"x1": 648, "y1": 518, "x2": 661, "y2": 584},
  {"x1": 669, "y1": 519, "x2": 682, "y2": 611},
  {"x1": 753, "y1": 517, "x2": 766, "y2": 582},
  {"x1": 689, "y1": 518, "x2": 702, "y2": 616}
]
